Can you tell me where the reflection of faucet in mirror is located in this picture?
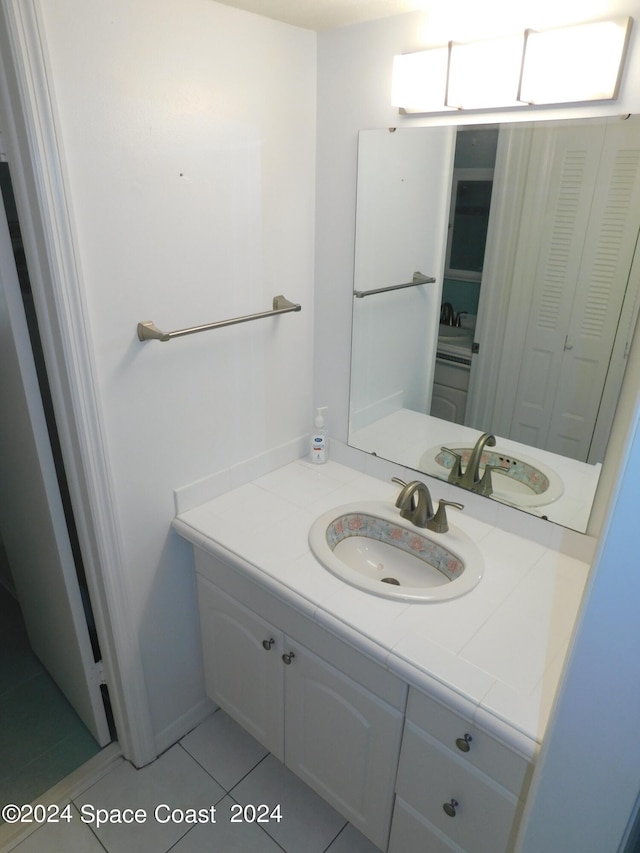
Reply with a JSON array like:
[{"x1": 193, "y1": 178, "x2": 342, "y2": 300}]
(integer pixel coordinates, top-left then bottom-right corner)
[
  {"x1": 443, "y1": 432, "x2": 506, "y2": 497},
  {"x1": 392, "y1": 477, "x2": 463, "y2": 533},
  {"x1": 440, "y1": 302, "x2": 455, "y2": 326}
]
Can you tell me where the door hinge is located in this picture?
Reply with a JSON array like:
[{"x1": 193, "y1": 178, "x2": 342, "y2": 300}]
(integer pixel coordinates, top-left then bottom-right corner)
[{"x1": 93, "y1": 659, "x2": 107, "y2": 687}]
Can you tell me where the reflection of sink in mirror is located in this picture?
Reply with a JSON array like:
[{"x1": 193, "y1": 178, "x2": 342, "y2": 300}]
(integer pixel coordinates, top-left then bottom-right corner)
[
  {"x1": 438, "y1": 326, "x2": 473, "y2": 341},
  {"x1": 420, "y1": 445, "x2": 563, "y2": 508},
  {"x1": 308, "y1": 502, "x2": 483, "y2": 602}
]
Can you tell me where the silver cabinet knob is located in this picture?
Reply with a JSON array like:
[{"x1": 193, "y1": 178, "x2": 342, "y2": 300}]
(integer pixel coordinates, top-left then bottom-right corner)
[
  {"x1": 282, "y1": 651, "x2": 295, "y2": 665},
  {"x1": 456, "y1": 734, "x2": 472, "y2": 752},
  {"x1": 262, "y1": 638, "x2": 275, "y2": 650},
  {"x1": 443, "y1": 799, "x2": 459, "y2": 818}
]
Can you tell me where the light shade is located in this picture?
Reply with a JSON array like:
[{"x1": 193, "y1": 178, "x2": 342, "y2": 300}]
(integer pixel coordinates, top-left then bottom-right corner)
[
  {"x1": 519, "y1": 18, "x2": 631, "y2": 105},
  {"x1": 447, "y1": 36, "x2": 525, "y2": 110},
  {"x1": 391, "y1": 48, "x2": 450, "y2": 113}
]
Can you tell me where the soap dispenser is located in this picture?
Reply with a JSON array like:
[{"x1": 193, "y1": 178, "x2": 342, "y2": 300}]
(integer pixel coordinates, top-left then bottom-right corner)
[{"x1": 310, "y1": 407, "x2": 328, "y2": 464}]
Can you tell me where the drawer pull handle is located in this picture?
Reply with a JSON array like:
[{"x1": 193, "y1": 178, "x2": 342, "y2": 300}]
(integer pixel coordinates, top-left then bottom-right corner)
[
  {"x1": 443, "y1": 799, "x2": 459, "y2": 818},
  {"x1": 456, "y1": 734, "x2": 473, "y2": 752},
  {"x1": 282, "y1": 651, "x2": 295, "y2": 665},
  {"x1": 262, "y1": 639, "x2": 275, "y2": 651}
]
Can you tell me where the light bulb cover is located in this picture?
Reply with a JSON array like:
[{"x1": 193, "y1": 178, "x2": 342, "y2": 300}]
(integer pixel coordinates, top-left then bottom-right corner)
[
  {"x1": 446, "y1": 35, "x2": 525, "y2": 110},
  {"x1": 518, "y1": 18, "x2": 632, "y2": 105}
]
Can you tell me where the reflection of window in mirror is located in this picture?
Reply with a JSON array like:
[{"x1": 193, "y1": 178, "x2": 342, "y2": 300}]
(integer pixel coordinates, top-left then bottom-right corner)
[
  {"x1": 444, "y1": 126, "x2": 498, "y2": 285},
  {"x1": 445, "y1": 169, "x2": 494, "y2": 281}
]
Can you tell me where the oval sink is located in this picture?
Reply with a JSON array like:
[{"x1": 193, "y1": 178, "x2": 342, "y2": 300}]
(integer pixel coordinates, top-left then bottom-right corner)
[
  {"x1": 419, "y1": 445, "x2": 563, "y2": 508},
  {"x1": 438, "y1": 326, "x2": 473, "y2": 341},
  {"x1": 308, "y1": 502, "x2": 483, "y2": 602}
]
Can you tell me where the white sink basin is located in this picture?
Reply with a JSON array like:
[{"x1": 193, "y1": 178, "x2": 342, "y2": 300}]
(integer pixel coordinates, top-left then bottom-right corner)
[
  {"x1": 419, "y1": 445, "x2": 563, "y2": 508},
  {"x1": 438, "y1": 326, "x2": 473, "y2": 341},
  {"x1": 308, "y1": 502, "x2": 483, "y2": 602}
]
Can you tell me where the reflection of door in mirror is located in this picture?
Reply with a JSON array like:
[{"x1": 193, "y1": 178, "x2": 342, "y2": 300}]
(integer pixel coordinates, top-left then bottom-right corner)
[
  {"x1": 434, "y1": 129, "x2": 497, "y2": 425},
  {"x1": 472, "y1": 118, "x2": 640, "y2": 464}
]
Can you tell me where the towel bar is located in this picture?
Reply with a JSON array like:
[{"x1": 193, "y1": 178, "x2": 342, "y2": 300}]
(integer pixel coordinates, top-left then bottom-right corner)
[
  {"x1": 353, "y1": 271, "x2": 435, "y2": 299},
  {"x1": 137, "y1": 295, "x2": 301, "y2": 342}
]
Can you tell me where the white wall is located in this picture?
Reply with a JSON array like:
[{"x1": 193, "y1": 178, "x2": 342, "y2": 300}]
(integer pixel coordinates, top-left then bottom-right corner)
[
  {"x1": 350, "y1": 127, "x2": 454, "y2": 429},
  {"x1": 34, "y1": 0, "x2": 316, "y2": 750}
]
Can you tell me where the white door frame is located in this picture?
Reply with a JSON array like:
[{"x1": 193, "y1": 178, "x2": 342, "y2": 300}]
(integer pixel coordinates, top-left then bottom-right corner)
[{"x1": 0, "y1": 0, "x2": 156, "y2": 766}]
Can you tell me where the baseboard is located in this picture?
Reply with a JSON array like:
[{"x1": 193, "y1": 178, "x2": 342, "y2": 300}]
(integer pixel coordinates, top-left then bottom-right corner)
[{"x1": 152, "y1": 696, "x2": 216, "y2": 759}]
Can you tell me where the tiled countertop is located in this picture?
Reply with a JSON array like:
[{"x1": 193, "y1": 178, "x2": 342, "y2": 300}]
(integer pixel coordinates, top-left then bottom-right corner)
[{"x1": 173, "y1": 458, "x2": 591, "y2": 761}]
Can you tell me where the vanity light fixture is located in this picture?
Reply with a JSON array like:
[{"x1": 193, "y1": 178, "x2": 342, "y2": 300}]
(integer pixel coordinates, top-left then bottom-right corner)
[{"x1": 392, "y1": 16, "x2": 632, "y2": 114}]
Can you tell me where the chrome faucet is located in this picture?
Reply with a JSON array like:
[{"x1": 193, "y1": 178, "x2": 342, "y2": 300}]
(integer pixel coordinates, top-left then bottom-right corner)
[
  {"x1": 392, "y1": 478, "x2": 463, "y2": 533},
  {"x1": 442, "y1": 432, "x2": 505, "y2": 497}
]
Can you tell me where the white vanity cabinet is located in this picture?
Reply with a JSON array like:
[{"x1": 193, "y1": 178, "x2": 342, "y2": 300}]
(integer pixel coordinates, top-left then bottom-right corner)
[
  {"x1": 195, "y1": 566, "x2": 406, "y2": 850},
  {"x1": 188, "y1": 543, "x2": 536, "y2": 853},
  {"x1": 431, "y1": 357, "x2": 470, "y2": 424},
  {"x1": 389, "y1": 688, "x2": 532, "y2": 853}
]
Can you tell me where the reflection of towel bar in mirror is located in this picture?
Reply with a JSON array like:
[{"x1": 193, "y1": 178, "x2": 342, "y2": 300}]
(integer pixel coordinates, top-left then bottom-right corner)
[
  {"x1": 137, "y1": 294, "x2": 301, "y2": 342},
  {"x1": 353, "y1": 271, "x2": 435, "y2": 299}
]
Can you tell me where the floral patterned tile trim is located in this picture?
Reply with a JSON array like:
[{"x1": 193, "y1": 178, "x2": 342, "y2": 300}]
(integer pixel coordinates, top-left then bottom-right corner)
[
  {"x1": 435, "y1": 448, "x2": 550, "y2": 495},
  {"x1": 325, "y1": 513, "x2": 462, "y2": 582}
]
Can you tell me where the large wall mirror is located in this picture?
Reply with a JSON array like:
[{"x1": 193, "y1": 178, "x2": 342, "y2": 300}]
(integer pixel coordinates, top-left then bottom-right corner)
[{"x1": 348, "y1": 115, "x2": 640, "y2": 533}]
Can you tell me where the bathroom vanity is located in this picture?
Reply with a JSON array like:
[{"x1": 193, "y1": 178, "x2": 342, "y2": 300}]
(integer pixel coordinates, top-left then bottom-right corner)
[
  {"x1": 173, "y1": 458, "x2": 590, "y2": 851},
  {"x1": 431, "y1": 321, "x2": 475, "y2": 425}
]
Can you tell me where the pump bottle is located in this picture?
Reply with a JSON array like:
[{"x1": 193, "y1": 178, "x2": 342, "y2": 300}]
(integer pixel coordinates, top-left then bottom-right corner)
[{"x1": 310, "y1": 407, "x2": 328, "y2": 464}]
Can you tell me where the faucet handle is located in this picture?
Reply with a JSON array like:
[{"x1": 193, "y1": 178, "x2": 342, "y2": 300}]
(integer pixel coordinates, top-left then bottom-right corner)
[
  {"x1": 428, "y1": 499, "x2": 464, "y2": 534},
  {"x1": 441, "y1": 447, "x2": 463, "y2": 484},
  {"x1": 474, "y1": 464, "x2": 509, "y2": 497}
]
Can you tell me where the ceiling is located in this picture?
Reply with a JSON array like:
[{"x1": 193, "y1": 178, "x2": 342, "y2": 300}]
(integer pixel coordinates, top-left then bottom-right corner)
[{"x1": 213, "y1": 0, "x2": 425, "y2": 31}]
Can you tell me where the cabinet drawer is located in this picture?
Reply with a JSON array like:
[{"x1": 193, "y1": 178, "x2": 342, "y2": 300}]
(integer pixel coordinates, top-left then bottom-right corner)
[
  {"x1": 433, "y1": 359, "x2": 471, "y2": 391},
  {"x1": 396, "y1": 722, "x2": 521, "y2": 853},
  {"x1": 407, "y1": 688, "x2": 531, "y2": 797},
  {"x1": 389, "y1": 797, "x2": 464, "y2": 853}
]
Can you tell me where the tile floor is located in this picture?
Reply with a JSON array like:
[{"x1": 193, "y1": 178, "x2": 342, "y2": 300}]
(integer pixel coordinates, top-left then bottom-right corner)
[
  {"x1": 0, "y1": 585, "x2": 101, "y2": 811},
  {"x1": 3, "y1": 708, "x2": 381, "y2": 853}
]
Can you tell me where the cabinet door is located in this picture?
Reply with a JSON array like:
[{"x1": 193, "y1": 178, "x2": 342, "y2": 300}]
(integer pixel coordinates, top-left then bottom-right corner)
[
  {"x1": 284, "y1": 641, "x2": 404, "y2": 850},
  {"x1": 431, "y1": 382, "x2": 468, "y2": 423},
  {"x1": 196, "y1": 576, "x2": 284, "y2": 759}
]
